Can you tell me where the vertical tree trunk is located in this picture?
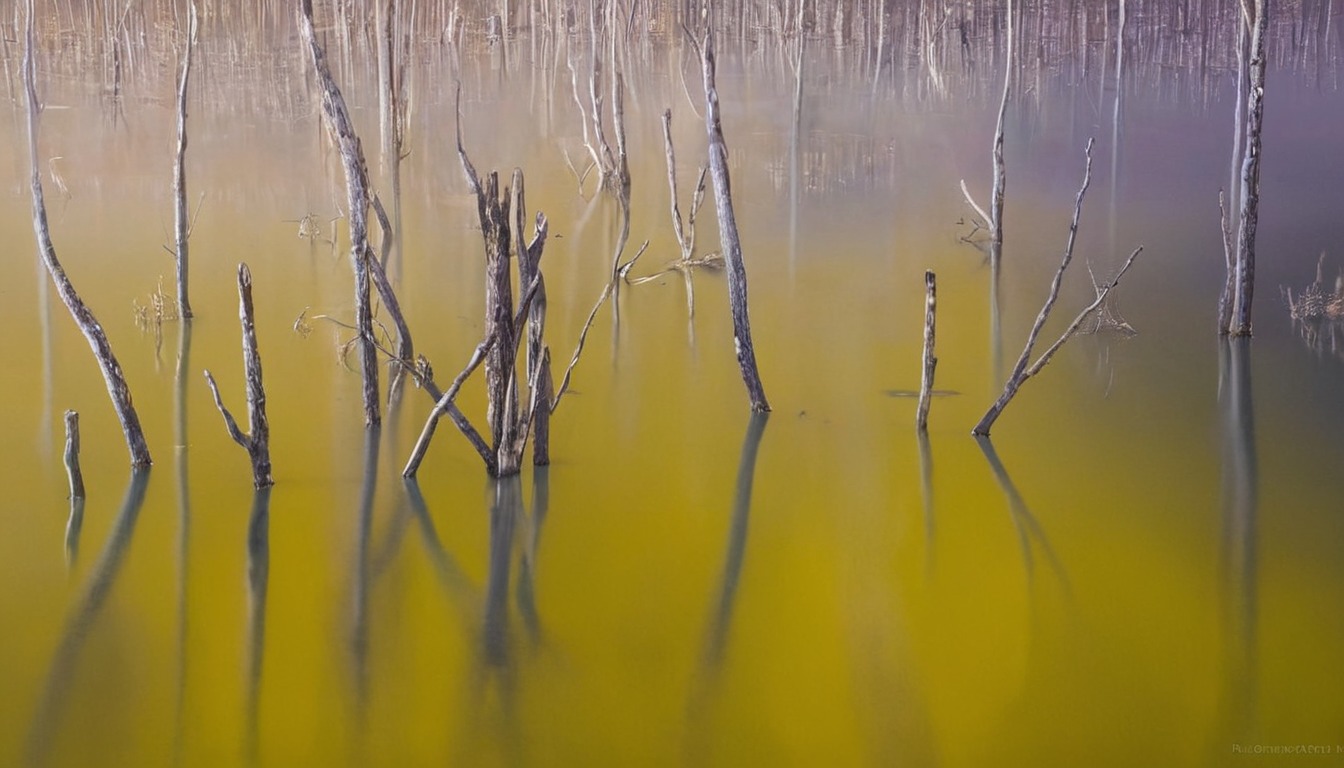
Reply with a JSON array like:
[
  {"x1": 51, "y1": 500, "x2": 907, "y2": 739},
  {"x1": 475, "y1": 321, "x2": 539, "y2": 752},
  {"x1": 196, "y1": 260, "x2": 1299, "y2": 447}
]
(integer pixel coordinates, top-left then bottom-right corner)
[
  {"x1": 64, "y1": 410, "x2": 85, "y2": 499},
  {"x1": 173, "y1": 0, "x2": 197, "y2": 320},
  {"x1": 1231, "y1": 0, "x2": 1269, "y2": 336},
  {"x1": 203, "y1": 264, "x2": 273, "y2": 489},
  {"x1": 1219, "y1": 0, "x2": 1249, "y2": 333},
  {"x1": 916, "y1": 271, "x2": 937, "y2": 430}
]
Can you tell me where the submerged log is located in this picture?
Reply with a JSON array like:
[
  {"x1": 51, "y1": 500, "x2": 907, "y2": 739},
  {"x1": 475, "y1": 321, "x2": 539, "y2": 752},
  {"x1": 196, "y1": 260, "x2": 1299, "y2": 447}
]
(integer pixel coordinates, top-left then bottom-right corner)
[
  {"x1": 699, "y1": 30, "x2": 771, "y2": 413},
  {"x1": 203, "y1": 264, "x2": 273, "y2": 488},
  {"x1": 23, "y1": 0, "x2": 151, "y2": 469}
]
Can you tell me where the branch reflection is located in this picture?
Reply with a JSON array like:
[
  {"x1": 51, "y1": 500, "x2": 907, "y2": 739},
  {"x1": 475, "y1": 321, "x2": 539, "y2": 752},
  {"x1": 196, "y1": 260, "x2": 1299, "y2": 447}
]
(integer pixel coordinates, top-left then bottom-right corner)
[
  {"x1": 27, "y1": 469, "x2": 152, "y2": 767},
  {"x1": 244, "y1": 488, "x2": 271, "y2": 767},
  {"x1": 685, "y1": 413, "x2": 769, "y2": 760},
  {"x1": 1216, "y1": 337, "x2": 1258, "y2": 746},
  {"x1": 974, "y1": 436, "x2": 1069, "y2": 594}
]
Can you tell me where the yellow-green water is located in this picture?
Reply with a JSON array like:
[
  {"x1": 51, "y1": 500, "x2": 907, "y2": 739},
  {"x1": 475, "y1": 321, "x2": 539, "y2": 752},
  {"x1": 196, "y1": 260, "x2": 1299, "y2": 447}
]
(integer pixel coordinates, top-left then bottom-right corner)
[{"x1": 3, "y1": 32, "x2": 1344, "y2": 768}]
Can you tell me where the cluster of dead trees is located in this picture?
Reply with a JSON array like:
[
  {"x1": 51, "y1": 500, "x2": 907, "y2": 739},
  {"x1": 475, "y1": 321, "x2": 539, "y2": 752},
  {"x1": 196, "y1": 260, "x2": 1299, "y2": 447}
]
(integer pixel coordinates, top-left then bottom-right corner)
[{"x1": 24, "y1": 0, "x2": 1280, "y2": 497}]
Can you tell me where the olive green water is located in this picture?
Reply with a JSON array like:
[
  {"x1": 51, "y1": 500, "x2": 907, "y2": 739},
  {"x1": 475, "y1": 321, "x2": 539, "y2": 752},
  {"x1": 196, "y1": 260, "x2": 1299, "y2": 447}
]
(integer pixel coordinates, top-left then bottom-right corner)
[{"x1": 3, "y1": 31, "x2": 1344, "y2": 768}]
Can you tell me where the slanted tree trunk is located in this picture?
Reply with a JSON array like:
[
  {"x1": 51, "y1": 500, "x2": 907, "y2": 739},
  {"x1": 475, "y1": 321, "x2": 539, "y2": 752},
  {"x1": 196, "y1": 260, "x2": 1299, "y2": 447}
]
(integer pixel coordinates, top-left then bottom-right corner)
[
  {"x1": 23, "y1": 0, "x2": 151, "y2": 468},
  {"x1": 700, "y1": 30, "x2": 771, "y2": 413},
  {"x1": 297, "y1": 0, "x2": 380, "y2": 426}
]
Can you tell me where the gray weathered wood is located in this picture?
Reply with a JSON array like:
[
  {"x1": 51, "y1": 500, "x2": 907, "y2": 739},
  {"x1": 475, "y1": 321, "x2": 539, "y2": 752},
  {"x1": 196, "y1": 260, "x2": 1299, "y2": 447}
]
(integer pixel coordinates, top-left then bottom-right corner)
[
  {"x1": 297, "y1": 0, "x2": 379, "y2": 426},
  {"x1": 1230, "y1": 0, "x2": 1269, "y2": 337},
  {"x1": 972, "y1": 139, "x2": 1147, "y2": 437},
  {"x1": 172, "y1": 0, "x2": 197, "y2": 320},
  {"x1": 988, "y1": 0, "x2": 1012, "y2": 261},
  {"x1": 203, "y1": 264, "x2": 273, "y2": 489},
  {"x1": 700, "y1": 30, "x2": 770, "y2": 413},
  {"x1": 403, "y1": 336, "x2": 496, "y2": 478},
  {"x1": 63, "y1": 410, "x2": 84, "y2": 500},
  {"x1": 24, "y1": 0, "x2": 151, "y2": 469},
  {"x1": 916, "y1": 271, "x2": 937, "y2": 431}
]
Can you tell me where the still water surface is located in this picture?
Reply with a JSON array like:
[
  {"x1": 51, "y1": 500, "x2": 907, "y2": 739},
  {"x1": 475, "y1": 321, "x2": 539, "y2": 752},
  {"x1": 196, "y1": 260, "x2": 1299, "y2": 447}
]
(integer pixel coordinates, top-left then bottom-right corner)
[{"x1": 2, "y1": 26, "x2": 1344, "y2": 768}]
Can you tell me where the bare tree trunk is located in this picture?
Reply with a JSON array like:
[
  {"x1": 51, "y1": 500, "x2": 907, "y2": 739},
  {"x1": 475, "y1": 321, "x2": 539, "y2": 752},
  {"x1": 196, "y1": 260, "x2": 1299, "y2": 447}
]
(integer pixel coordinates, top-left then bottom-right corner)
[
  {"x1": 203, "y1": 264, "x2": 273, "y2": 489},
  {"x1": 1219, "y1": 0, "x2": 1248, "y2": 332},
  {"x1": 24, "y1": 0, "x2": 151, "y2": 469},
  {"x1": 974, "y1": 139, "x2": 1145, "y2": 436},
  {"x1": 1231, "y1": 0, "x2": 1269, "y2": 336},
  {"x1": 989, "y1": 0, "x2": 1012, "y2": 261},
  {"x1": 297, "y1": 0, "x2": 380, "y2": 426},
  {"x1": 700, "y1": 30, "x2": 771, "y2": 413},
  {"x1": 64, "y1": 410, "x2": 85, "y2": 499},
  {"x1": 173, "y1": 0, "x2": 197, "y2": 320},
  {"x1": 916, "y1": 271, "x2": 937, "y2": 430}
]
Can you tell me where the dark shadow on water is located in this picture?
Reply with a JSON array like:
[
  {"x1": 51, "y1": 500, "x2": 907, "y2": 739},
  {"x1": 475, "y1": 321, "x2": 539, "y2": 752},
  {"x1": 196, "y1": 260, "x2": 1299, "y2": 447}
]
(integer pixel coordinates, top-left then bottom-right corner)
[
  {"x1": 26, "y1": 469, "x2": 151, "y2": 768},
  {"x1": 244, "y1": 488, "x2": 271, "y2": 767},
  {"x1": 516, "y1": 467, "x2": 549, "y2": 644},
  {"x1": 1215, "y1": 337, "x2": 1258, "y2": 750},
  {"x1": 684, "y1": 412, "x2": 769, "y2": 760},
  {"x1": 483, "y1": 477, "x2": 523, "y2": 671},
  {"x1": 173, "y1": 320, "x2": 193, "y2": 766},
  {"x1": 701, "y1": 412, "x2": 769, "y2": 669},
  {"x1": 351, "y1": 426, "x2": 380, "y2": 727},
  {"x1": 917, "y1": 429, "x2": 935, "y2": 579},
  {"x1": 458, "y1": 475, "x2": 529, "y2": 765},
  {"x1": 401, "y1": 479, "x2": 479, "y2": 615},
  {"x1": 63, "y1": 497, "x2": 84, "y2": 570},
  {"x1": 974, "y1": 436, "x2": 1070, "y2": 596}
]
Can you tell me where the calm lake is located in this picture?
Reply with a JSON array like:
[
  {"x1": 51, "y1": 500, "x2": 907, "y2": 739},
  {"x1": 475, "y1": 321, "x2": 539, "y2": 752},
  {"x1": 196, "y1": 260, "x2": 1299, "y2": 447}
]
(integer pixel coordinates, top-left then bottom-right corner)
[{"x1": 3, "y1": 3, "x2": 1344, "y2": 766}]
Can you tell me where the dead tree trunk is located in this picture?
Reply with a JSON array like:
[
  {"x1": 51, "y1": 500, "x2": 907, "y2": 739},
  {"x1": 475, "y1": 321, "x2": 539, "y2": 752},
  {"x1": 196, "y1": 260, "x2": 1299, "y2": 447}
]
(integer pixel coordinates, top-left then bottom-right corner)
[
  {"x1": 203, "y1": 264, "x2": 273, "y2": 489},
  {"x1": 64, "y1": 410, "x2": 85, "y2": 499},
  {"x1": 1230, "y1": 0, "x2": 1269, "y2": 337},
  {"x1": 973, "y1": 140, "x2": 1145, "y2": 436},
  {"x1": 172, "y1": 0, "x2": 197, "y2": 320},
  {"x1": 297, "y1": 0, "x2": 379, "y2": 426},
  {"x1": 514, "y1": 169, "x2": 552, "y2": 466},
  {"x1": 23, "y1": 0, "x2": 151, "y2": 469},
  {"x1": 1218, "y1": 10, "x2": 1249, "y2": 333},
  {"x1": 700, "y1": 30, "x2": 771, "y2": 413},
  {"x1": 427, "y1": 95, "x2": 553, "y2": 477},
  {"x1": 959, "y1": 0, "x2": 1010, "y2": 258},
  {"x1": 917, "y1": 271, "x2": 937, "y2": 430}
]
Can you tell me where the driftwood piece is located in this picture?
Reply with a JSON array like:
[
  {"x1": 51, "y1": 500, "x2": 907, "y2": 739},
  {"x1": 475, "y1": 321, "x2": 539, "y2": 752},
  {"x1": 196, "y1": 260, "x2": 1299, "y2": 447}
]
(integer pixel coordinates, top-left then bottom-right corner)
[
  {"x1": 297, "y1": 0, "x2": 379, "y2": 426},
  {"x1": 23, "y1": 1, "x2": 151, "y2": 468},
  {"x1": 203, "y1": 264, "x2": 273, "y2": 488},
  {"x1": 699, "y1": 30, "x2": 770, "y2": 413},
  {"x1": 172, "y1": 0, "x2": 197, "y2": 319},
  {"x1": 63, "y1": 410, "x2": 84, "y2": 499},
  {"x1": 916, "y1": 271, "x2": 937, "y2": 431}
]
